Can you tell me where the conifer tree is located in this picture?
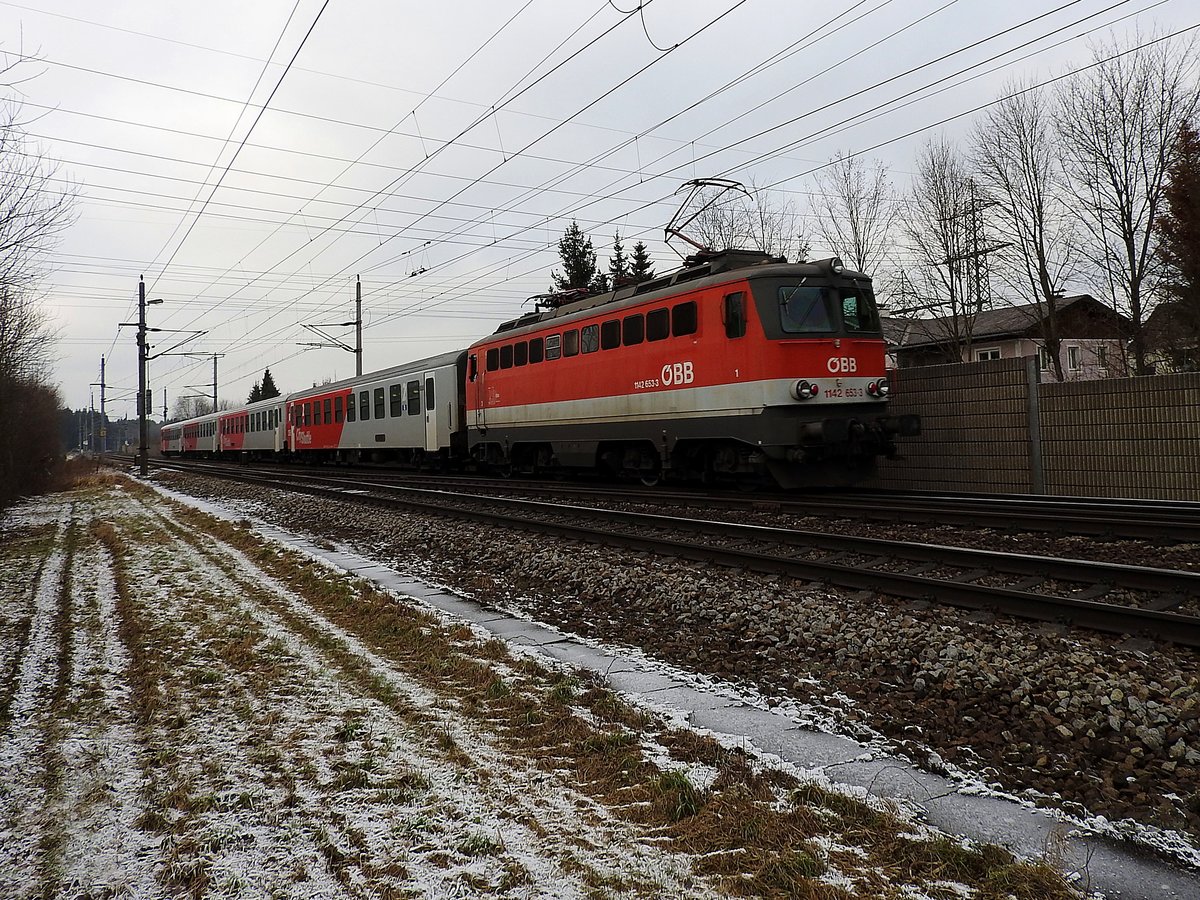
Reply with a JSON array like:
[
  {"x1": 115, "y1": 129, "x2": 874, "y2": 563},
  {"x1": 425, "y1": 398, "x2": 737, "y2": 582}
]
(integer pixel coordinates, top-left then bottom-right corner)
[
  {"x1": 248, "y1": 381, "x2": 262, "y2": 403},
  {"x1": 260, "y1": 367, "x2": 281, "y2": 400},
  {"x1": 629, "y1": 241, "x2": 655, "y2": 281},
  {"x1": 1157, "y1": 122, "x2": 1200, "y2": 342},
  {"x1": 550, "y1": 220, "x2": 597, "y2": 291},
  {"x1": 608, "y1": 232, "x2": 630, "y2": 285}
]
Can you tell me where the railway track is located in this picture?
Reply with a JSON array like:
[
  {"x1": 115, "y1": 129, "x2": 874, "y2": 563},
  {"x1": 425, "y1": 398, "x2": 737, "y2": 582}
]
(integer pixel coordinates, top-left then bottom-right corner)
[
  {"x1": 144, "y1": 457, "x2": 1200, "y2": 648},
  {"x1": 136, "y1": 455, "x2": 1200, "y2": 542}
]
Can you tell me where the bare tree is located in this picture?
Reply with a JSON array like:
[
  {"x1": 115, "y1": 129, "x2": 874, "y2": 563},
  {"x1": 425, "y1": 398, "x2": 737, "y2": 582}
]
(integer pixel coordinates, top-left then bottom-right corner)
[
  {"x1": 812, "y1": 152, "x2": 898, "y2": 279},
  {"x1": 900, "y1": 136, "x2": 982, "y2": 361},
  {"x1": 170, "y1": 396, "x2": 215, "y2": 420},
  {"x1": 1056, "y1": 34, "x2": 1200, "y2": 375},
  {"x1": 973, "y1": 82, "x2": 1078, "y2": 380}
]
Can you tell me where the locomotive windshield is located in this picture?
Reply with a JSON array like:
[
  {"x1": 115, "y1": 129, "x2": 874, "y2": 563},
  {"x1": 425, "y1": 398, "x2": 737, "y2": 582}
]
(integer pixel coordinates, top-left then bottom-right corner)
[{"x1": 778, "y1": 283, "x2": 881, "y2": 335}]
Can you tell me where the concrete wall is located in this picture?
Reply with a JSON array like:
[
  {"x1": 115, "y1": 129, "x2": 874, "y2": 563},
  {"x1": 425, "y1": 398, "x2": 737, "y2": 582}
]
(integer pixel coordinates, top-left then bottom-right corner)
[{"x1": 869, "y1": 362, "x2": 1200, "y2": 500}]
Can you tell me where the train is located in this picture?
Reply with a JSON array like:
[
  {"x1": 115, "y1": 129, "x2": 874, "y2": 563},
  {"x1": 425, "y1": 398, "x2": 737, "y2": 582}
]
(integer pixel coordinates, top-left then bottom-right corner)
[{"x1": 160, "y1": 249, "x2": 919, "y2": 488}]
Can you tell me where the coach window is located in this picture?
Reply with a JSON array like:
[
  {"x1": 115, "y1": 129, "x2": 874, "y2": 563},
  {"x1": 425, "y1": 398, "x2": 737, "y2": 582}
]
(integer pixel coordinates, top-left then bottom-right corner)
[
  {"x1": 322, "y1": 398, "x2": 331, "y2": 424},
  {"x1": 646, "y1": 307, "x2": 669, "y2": 341},
  {"x1": 303, "y1": 404, "x2": 310, "y2": 427},
  {"x1": 672, "y1": 300, "x2": 698, "y2": 337},
  {"x1": 581, "y1": 324, "x2": 599, "y2": 353},
  {"x1": 623, "y1": 314, "x2": 644, "y2": 346},
  {"x1": 544, "y1": 334, "x2": 561, "y2": 360},
  {"x1": 360, "y1": 390, "x2": 370, "y2": 421},
  {"x1": 723, "y1": 292, "x2": 747, "y2": 339},
  {"x1": 564, "y1": 329, "x2": 579, "y2": 357},
  {"x1": 425, "y1": 377, "x2": 435, "y2": 411},
  {"x1": 486, "y1": 348, "x2": 500, "y2": 371},
  {"x1": 514, "y1": 341, "x2": 528, "y2": 366},
  {"x1": 346, "y1": 393, "x2": 355, "y2": 422},
  {"x1": 334, "y1": 395, "x2": 344, "y2": 423},
  {"x1": 407, "y1": 380, "x2": 421, "y2": 415},
  {"x1": 389, "y1": 384, "x2": 403, "y2": 417},
  {"x1": 600, "y1": 320, "x2": 620, "y2": 350},
  {"x1": 500, "y1": 344, "x2": 513, "y2": 369},
  {"x1": 373, "y1": 387, "x2": 385, "y2": 420}
]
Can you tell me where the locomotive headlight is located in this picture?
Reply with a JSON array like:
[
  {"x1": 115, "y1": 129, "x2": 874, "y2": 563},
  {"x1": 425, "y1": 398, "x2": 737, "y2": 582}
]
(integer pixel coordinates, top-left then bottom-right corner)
[
  {"x1": 867, "y1": 378, "x2": 890, "y2": 398},
  {"x1": 791, "y1": 380, "x2": 819, "y2": 400}
]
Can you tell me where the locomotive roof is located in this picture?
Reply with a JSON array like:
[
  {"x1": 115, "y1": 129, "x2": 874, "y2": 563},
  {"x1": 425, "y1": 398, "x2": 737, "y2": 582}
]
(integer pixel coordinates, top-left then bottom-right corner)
[{"x1": 479, "y1": 250, "x2": 868, "y2": 344}]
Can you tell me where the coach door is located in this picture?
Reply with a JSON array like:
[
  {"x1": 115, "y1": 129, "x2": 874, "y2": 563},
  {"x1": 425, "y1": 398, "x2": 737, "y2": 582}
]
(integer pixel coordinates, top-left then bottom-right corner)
[{"x1": 423, "y1": 371, "x2": 439, "y2": 451}]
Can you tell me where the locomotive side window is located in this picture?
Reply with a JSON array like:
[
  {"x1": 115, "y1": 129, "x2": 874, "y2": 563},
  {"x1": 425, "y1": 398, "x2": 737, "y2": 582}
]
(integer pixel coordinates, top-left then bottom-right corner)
[
  {"x1": 779, "y1": 286, "x2": 833, "y2": 333},
  {"x1": 840, "y1": 289, "x2": 881, "y2": 334},
  {"x1": 346, "y1": 393, "x2": 356, "y2": 422},
  {"x1": 724, "y1": 292, "x2": 747, "y2": 338},
  {"x1": 623, "y1": 314, "x2": 644, "y2": 346},
  {"x1": 390, "y1": 384, "x2": 403, "y2": 417},
  {"x1": 500, "y1": 345, "x2": 513, "y2": 369},
  {"x1": 514, "y1": 341, "x2": 528, "y2": 366},
  {"x1": 323, "y1": 398, "x2": 332, "y2": 424},
  {"x1": 407, "y1": 380, "x2": 421, "y2": 415},
  {"x1": 529, "y1": 337, "x2": 544, "y2": 363},
  {"x1": 335, "y1": 395, "x2": 344, "y2": 423},
  {"x1": 672, "y1": 301, "x2": 698, "y2": 337},
  {"x1": 373, "y1": 387, "x2": 385, "y2": 420},
  {"x1": 544, "y1": 335, "x2": 560, "y2": 360},
  {"x1": 581, "y1": 324, "x2": 599, "y2": 353},
  {"x1": 646, "y1": 308, "x2": 669, "y2": 341},
  {"x1": 360, "y1": 390, "x2": 370, "y2": 421},
  {"x1": 564, "y1": 329, "x2": 579, "y2": 357},
  {"x1": 486, "y1": 348, "x2": 500, "y2": 371},
  {"x1": 600, "y1": 320, "x2": 620, "y2": 350}
]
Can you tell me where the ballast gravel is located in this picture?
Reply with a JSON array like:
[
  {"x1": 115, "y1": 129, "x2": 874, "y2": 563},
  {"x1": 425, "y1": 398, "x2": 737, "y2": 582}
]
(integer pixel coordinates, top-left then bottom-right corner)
[{"x1": 157, "y1": 470, "x2": 1200, "y2": 860}]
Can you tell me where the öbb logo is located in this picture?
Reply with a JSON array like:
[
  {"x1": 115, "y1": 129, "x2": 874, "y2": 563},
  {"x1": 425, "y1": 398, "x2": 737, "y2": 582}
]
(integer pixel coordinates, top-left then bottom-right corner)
[
  {"x1": 826, "y1": 356, "x2": 858, "y2": 374},
  {"x1": 661, "y1": 361, "x2": 695, "y2": 386}
]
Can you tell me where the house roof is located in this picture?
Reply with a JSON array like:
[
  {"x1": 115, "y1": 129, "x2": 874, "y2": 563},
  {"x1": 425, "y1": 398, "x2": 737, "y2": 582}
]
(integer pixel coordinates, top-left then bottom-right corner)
[{"x1": 882, "y1": 294, "x2": 1123, "y2": 349}]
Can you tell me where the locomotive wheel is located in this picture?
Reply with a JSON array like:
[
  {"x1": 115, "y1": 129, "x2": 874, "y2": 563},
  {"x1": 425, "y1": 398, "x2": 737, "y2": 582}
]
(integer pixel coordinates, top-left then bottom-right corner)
[{"x1": 639, "y1": 469, "x2": 661, "y2": 487}]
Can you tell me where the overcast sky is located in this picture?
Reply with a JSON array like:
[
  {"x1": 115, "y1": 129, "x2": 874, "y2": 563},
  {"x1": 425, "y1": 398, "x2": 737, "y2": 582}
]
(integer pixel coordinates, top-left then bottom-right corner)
[{"x1": 3, "y1": 0, "x2": 1196, "y2": 415}]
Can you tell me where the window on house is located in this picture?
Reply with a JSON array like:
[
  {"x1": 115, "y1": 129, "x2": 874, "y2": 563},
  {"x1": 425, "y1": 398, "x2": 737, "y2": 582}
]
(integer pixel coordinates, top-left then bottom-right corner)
[
  {"x1": 1038, "y1": 347, "x2": 1053, "y2": 370},
  {"x1": 1068, "y1": 346, "x2": 1081, "y2": 370},
  {"x1": 975, "y1": 348, "x2": 1001, "y2": 361},
  {"x1": 1096, "y1": 346, "x2": 1107, "y2": 368}
]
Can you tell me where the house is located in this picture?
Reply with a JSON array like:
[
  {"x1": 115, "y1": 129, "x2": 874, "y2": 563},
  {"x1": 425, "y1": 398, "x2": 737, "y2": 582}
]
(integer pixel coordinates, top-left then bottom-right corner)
[
  {"x1": 882, "y1": 294, "x2": 1129, "y2": 381},
  {"x1": 1143, "y1": 300, "x2": 1200, "y2": 373}
]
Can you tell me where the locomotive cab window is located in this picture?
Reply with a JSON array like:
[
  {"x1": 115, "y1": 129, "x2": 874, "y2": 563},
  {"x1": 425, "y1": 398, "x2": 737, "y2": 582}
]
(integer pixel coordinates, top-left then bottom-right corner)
[
  {"x1": 723, "y1": 292, "x2": 747, "y2": 338},
  {"x1": 779, "y1": 286, "x2": 834, "y2": 334},
  {"x1": 840, "y1": 288, "x2": 882, "y2": 334},
  {"x1": 544, "y1": 334, "x2": 561, "y2": 360},
  {"x1": 407, "y1": 381, "x2": 420, "y2": 415},
  {"x1": 529, "y1": 337, "x2": 544, "y2": 363},
  {"x1": 600, "y1": 320, "x2": 620, "y2": 350},
  {"x1": 580, "y1": 324, "x2": 599, "y2": 354},
  {"x1": 672, "y1": 301, "x2": 697, "y2": 337}
]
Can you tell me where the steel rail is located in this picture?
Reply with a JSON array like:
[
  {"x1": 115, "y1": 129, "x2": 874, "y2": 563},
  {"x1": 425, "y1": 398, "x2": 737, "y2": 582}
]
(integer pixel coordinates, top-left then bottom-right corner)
[{"x1": 145, "y1": 459, "x2": 1200, "y2": 648}]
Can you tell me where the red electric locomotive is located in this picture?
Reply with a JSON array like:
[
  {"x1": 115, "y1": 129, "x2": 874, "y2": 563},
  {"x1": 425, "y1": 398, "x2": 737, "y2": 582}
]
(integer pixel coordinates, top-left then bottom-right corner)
[{"x1": 465, "y1": 250, "x2": 917, "y2": 487}]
